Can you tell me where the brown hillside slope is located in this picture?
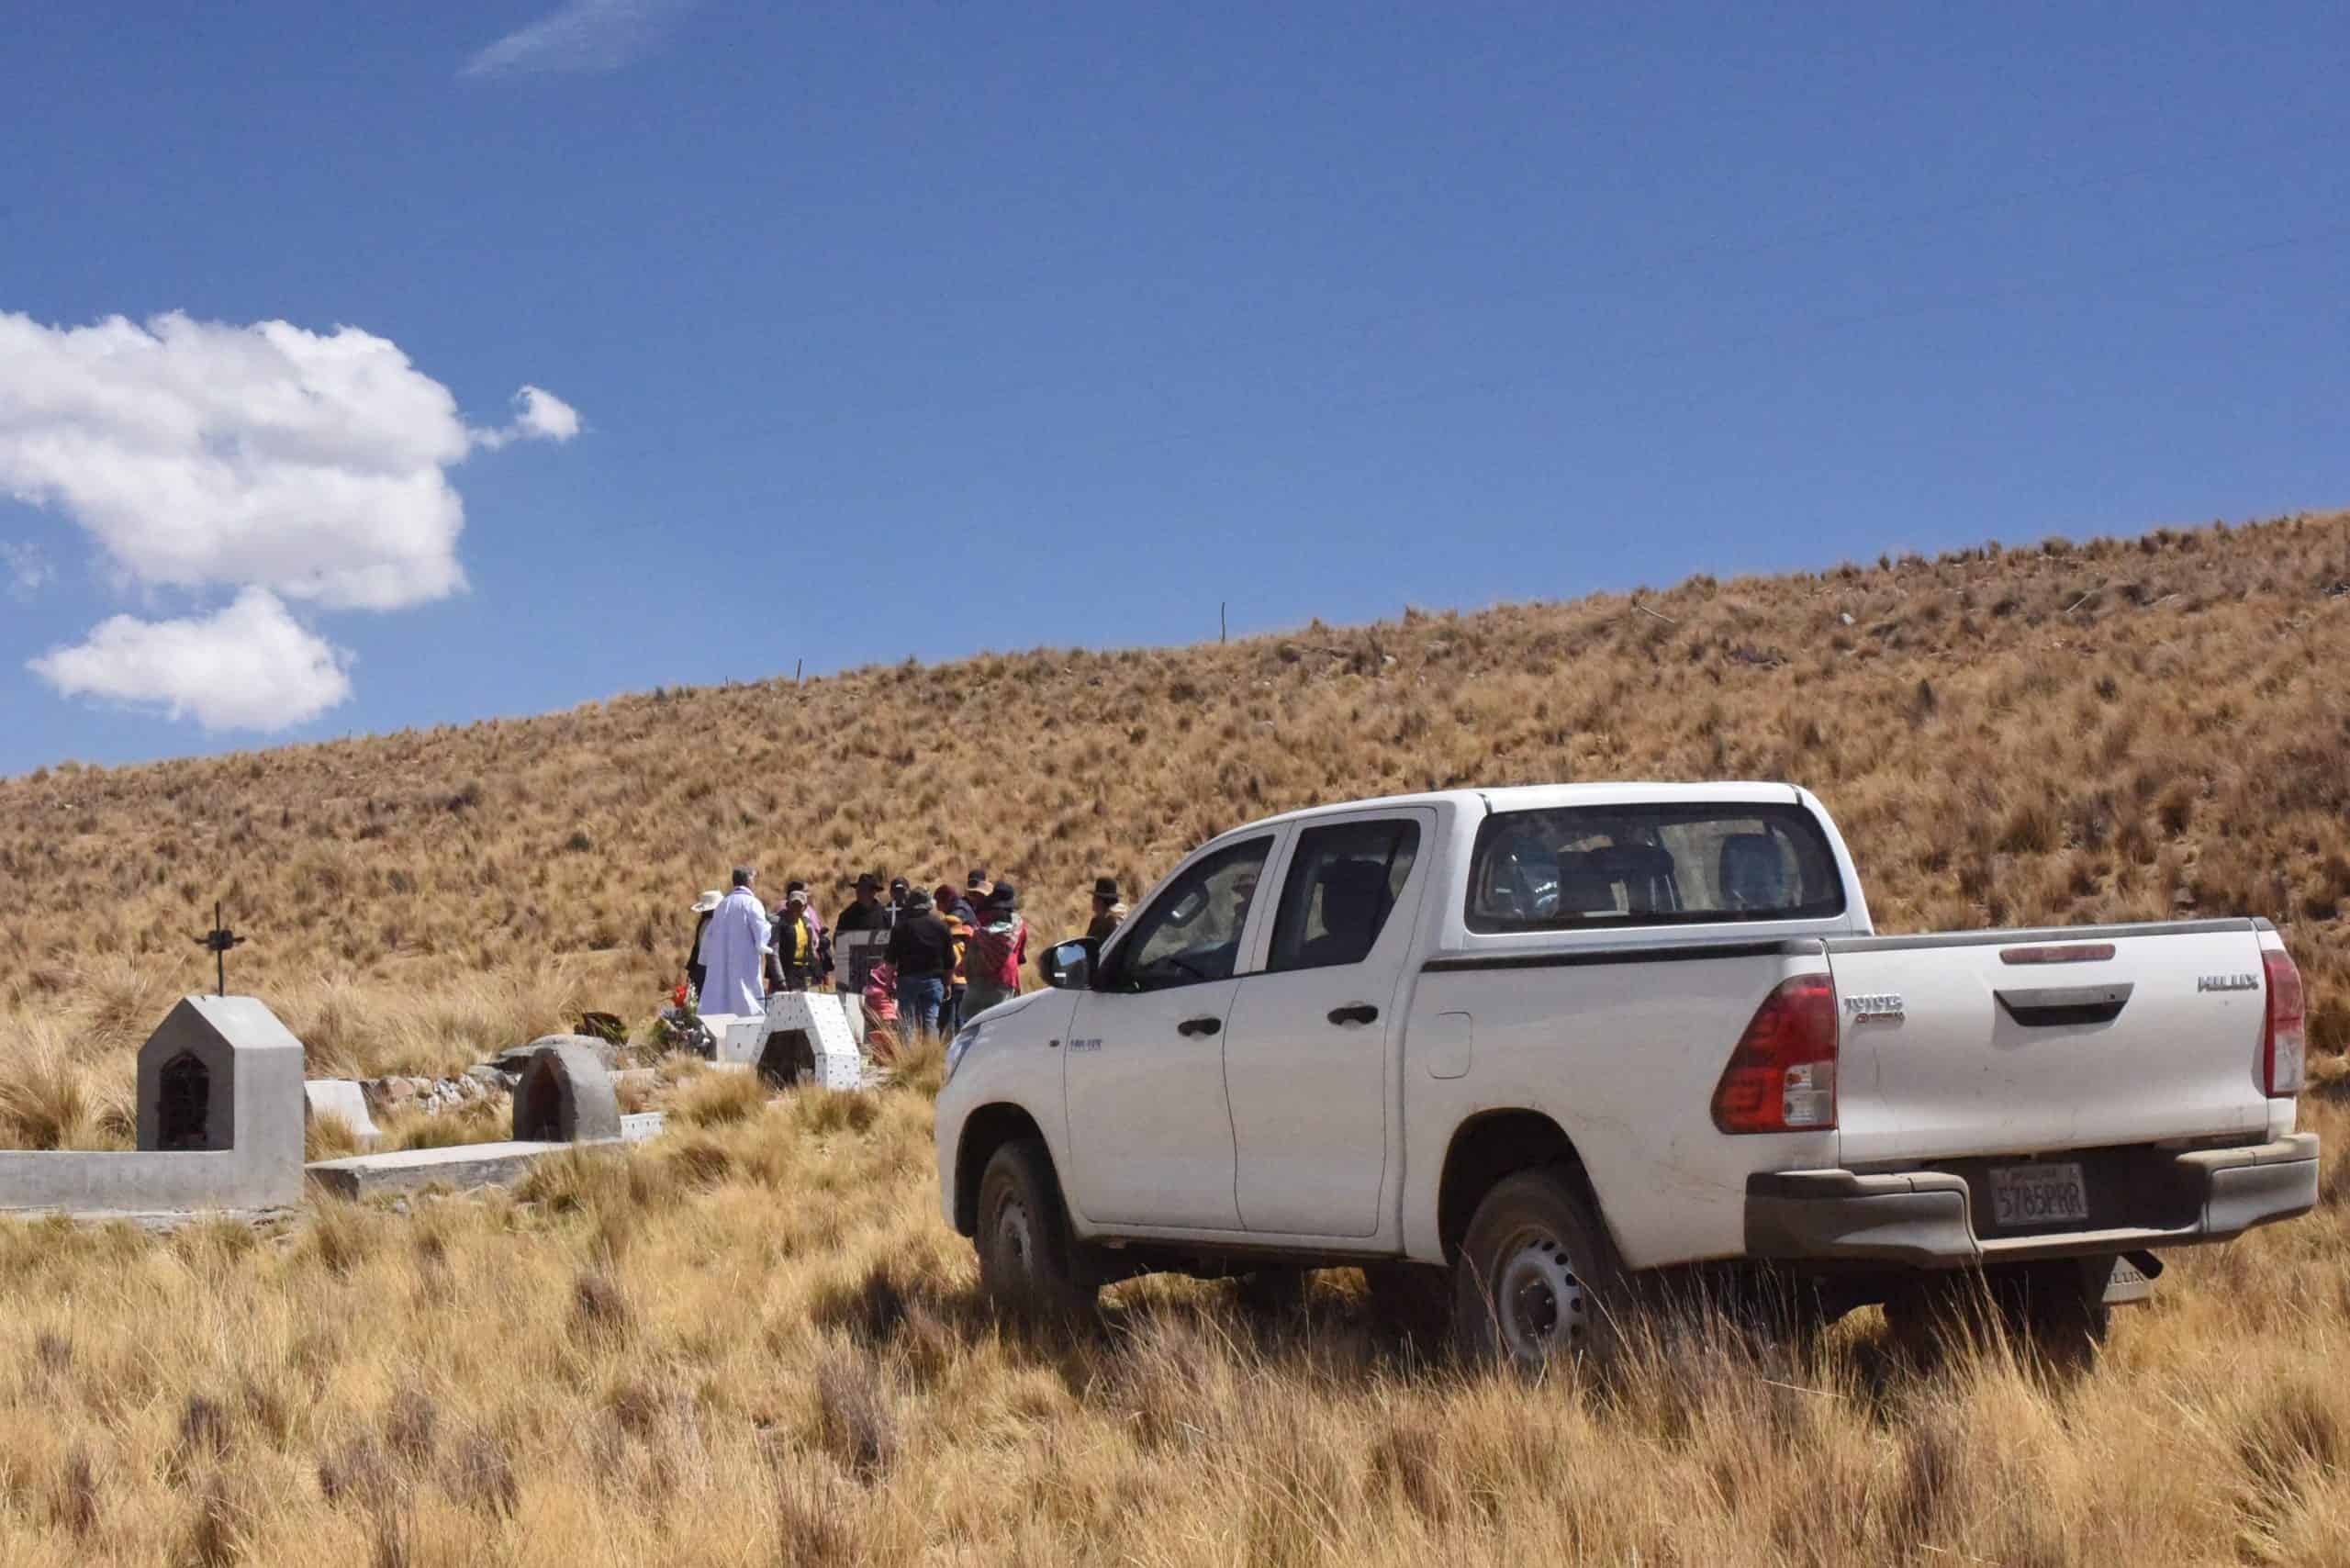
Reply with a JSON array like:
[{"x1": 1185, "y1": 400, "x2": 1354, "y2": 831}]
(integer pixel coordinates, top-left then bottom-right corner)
[{"x1": 4, "y1": 509, "x2": 2349, "y2": 1096}]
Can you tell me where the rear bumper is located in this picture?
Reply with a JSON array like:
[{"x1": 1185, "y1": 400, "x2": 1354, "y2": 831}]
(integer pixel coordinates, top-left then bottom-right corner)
[{"x1": 1744, "y1": 1133, "x2": 2320, "y2": 1269}]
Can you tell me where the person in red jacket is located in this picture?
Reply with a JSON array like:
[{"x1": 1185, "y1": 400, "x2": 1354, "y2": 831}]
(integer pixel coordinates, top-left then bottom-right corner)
[{"x1": 963, "y1": 881, "x2": 1028, "y2": 1018}]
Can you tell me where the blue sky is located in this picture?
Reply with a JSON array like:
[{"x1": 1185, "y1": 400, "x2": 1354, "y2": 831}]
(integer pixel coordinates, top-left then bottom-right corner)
[{"x1": 3, "y1": 1, "x2": 2344, "y2": 774}]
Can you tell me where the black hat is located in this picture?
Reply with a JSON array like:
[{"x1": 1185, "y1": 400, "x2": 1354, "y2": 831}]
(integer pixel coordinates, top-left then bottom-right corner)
[
  {"x1": 785, "y1": 879, "x2": 807, "y2": 895},
  {"x1": 889, "y1": 876, "x2": 911, "y2": 896},
  {"x1": 986, "y1": 880, "x2": 1018, "y2": 908},
  {"x1": 855, "y1": 872, "x2": 883, "y2": 892},
  {"x1": 1092, "y1": 877, "x2": 1120, "y2": 903},
  {"x1": 967, "y1": 868, "x2": 990, "y2": 889}
]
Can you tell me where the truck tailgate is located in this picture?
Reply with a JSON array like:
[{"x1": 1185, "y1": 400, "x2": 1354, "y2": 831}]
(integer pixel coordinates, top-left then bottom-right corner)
[{"x1": 1828, "y1": 922, "x2": 2272, "y2": 1165}]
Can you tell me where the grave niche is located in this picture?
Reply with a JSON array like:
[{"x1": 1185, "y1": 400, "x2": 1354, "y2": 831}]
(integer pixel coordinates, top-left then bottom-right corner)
[
  {"x1": 758, "y1": 1029, "x2": 816, "y2": 1088},
  {"x1": 155, "y1": 1052, "x2": 212, "y2": 1151}
]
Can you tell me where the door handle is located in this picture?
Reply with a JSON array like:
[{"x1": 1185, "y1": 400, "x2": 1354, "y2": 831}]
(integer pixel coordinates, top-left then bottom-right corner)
[
  {"x1": 1176, "y1": 1016, "x2": 1222, "y2": 1037},
  {"x1": 1995, "y1": 983, "x2": 2132, "y2": 1028},
  {"x1": 1326, "y1": 1003, "x2": 1380, "y2": 1026}
]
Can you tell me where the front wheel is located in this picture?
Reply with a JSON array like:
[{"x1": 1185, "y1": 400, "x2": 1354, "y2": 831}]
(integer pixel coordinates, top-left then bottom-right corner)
[
  {"x1": 974, "y1": 1137, "x2": 1099, "y2": 1325},
  {"x1": 1454, "y1": 1168, "x2": 1630, "y2": 1371}
]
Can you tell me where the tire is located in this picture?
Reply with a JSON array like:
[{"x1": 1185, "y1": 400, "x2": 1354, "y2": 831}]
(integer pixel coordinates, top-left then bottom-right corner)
[
  {"x1": 1453, "y1": 1168, "x2": 1631, "y2": 1371},
  {"x1": 974, "y1": 1137, "x2": 1099, "y2": 1325}
]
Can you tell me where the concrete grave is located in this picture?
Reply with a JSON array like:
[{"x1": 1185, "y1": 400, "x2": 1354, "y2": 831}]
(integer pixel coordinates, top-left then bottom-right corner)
[
  {"x1": 303, "y1": 1081, "x2": 382, "y2": 1148},
  {"x1": 492, "y1": 1032, "x2": 625, "y2": 1076},
  {"x1": 0, "y1": 995, "x2": 305, "y2": 1216},
  {"x1": 704, "y1": 1014, "x2": 768, "y2": 1069},
  {"x1": 759, "y1": 992, "x2": 865, "y2": 1090},
  {"x1": 705, "y1": 993, "x2": 867, "y2": 1086},
  {"x1": 512, "y1": 1040, "x2": 621, "y2": 1143},
  {"x1": 306, "y1": 1141, "x2": 584, "y2": 1199},
  {"x1": 309, "y1": 1038, "x2": 628, "y2": 1199}
]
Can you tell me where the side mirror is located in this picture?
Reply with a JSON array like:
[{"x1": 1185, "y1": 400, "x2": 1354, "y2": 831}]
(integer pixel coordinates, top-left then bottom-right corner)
[{"x1": 1039, "y1": 937, "x2": 1097, "y2": 991}]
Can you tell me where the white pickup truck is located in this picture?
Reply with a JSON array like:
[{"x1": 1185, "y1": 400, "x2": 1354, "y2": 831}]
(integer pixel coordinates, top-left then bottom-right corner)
[{"x1": 934, "y1": 783, "x2": 2319, "y2": 1361}]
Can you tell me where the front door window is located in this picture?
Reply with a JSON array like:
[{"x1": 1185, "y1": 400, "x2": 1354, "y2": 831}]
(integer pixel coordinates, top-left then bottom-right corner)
[{"x1": 1102, "y1": 837, "x2": 1273, "y2": 991}]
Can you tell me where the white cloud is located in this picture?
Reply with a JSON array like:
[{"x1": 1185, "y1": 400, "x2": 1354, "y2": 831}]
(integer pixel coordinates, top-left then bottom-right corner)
[
  {"x1": 28, "y1": 588, "x2": 353, "y2": 733},
  {"x1": 1, "y1": 308, "x2": 581, "y2": 731},
  {"x1": 471, "y1": 384, "x2": 583, "y2": 450},
  {"x1": 0, "y1": 310, "x2": 580, "y2": 611},
  {"x1": 1, "y1": 541, "x2": 50, "y2": 599},
  {"x1": 462, "y1": 0, "x2": 690, "y2": 78}
]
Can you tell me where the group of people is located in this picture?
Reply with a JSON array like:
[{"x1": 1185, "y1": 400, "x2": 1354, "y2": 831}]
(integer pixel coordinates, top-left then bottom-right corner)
[{"x1": 681, "y1": 865, "x2": 1130, "y2": 1042}]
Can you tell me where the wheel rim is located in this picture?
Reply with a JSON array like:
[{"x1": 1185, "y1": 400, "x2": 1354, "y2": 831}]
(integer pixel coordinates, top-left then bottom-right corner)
[
  {"x1": 994, "y1": 1195, "x2": 1035, "y2": 1281},
  {"x1": 1492, "y1": 1228, "x2": 1588, "y2": 1362}
]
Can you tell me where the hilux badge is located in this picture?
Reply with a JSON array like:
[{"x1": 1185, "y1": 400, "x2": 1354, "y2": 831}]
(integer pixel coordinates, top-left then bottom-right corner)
[{"x1": 2197, "y1": 973, "x2": 2258, "y2": 993}]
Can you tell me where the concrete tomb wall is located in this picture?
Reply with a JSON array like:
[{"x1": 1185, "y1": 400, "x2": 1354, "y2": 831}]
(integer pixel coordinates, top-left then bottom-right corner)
[
  {"x1": 0, "y1": 995, "x2": 306, "y2": 1214},
  {"x1": 303, "y1": 1081, "x2": 382, "y2": 1148}
]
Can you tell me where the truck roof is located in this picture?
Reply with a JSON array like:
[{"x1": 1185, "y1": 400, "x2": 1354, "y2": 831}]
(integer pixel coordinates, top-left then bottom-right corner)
[{"x1": 1225, "y1": 780, "x2": 1809, "y2": 837}]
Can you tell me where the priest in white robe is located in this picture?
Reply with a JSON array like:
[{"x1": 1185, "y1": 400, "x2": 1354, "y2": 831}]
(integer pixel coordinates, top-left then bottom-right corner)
[{"x1": 699, "y1": 868, "x2": 772, "y2": 1018}]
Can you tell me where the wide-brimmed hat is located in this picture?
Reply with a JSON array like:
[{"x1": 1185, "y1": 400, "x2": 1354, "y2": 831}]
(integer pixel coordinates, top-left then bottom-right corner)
[
  {"x1": 1092, "y1": 877, "x2": 1120, "y2": 903},
  {"x1": 691, "y1": 890, "x2": 724, "y2": 913},
  {"x1": 985, "y1": 880, "x2": 1018, "y2": 909},
  {"x1": 855, "y1": 872, "x2": 884, "y2": 892}
]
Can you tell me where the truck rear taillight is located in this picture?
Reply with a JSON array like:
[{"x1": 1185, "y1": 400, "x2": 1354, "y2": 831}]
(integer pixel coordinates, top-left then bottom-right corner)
[
  {"x1": 2262, "y1": 947, "x2": 2307, "y2": 1097},
  {"x1": 1711, "y1": 973, "x2": 1839, "y2": 1134}
]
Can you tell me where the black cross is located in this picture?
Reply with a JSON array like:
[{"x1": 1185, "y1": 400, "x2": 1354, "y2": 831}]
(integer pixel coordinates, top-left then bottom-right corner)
[{"x1": 192, "y1": 902, "x2": 246, "y2": 997}]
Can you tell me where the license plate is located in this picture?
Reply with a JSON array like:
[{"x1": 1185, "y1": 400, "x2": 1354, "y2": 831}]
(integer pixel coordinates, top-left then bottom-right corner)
[{"x1": 1989, "y1": 1162, "x2": 2089, "y2": 1227}]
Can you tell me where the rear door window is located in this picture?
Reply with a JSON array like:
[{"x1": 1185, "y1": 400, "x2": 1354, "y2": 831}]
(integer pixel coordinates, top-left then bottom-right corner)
[
  {"x1": 1268, "y1": 819, "x2": 1421, "y2": 972},
  {"x1": 1466, "y1": 802, "x2": 1842, "y2": 933}
]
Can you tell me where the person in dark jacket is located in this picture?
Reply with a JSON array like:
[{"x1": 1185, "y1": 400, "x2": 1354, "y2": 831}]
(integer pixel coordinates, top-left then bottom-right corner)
[
  {"x1": 886, "y1": 888, "x2": 957, "y2": 1036},
  {"x1": 684, "y1": 889, "x2": 723, "y2": 1002},
  {"x1": 834, "y1": 872, "x2": 891, "y2": 935},
  {"x1": 771, "y1": 880, "x2": 832, "y2": 991}
]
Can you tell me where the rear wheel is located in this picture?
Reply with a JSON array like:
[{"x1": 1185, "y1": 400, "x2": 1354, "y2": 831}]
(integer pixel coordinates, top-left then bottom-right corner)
[
  {"x1": 1454, "y1": 1168, "x2": 1629, "y2": 1371},
  {"x1": 974, "y1": 1137, "x2": 1099, "y2": 1325}
]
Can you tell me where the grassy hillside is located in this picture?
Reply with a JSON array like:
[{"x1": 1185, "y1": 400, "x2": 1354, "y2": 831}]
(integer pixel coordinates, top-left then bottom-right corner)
[
  {"x1": 5, "y1": 508, "x2": 2350, "y2": 1108},
  {"x1": 2, "y1": 510, "x2": 2349, "y2": 1564}
]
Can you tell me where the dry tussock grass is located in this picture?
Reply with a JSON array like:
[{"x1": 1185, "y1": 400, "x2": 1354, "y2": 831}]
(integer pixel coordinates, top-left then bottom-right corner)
[
  {"x1": 4, "y1": 511, "x2": 2349, "y2": 1111},
  {"x1": 6, "y1": 514, "x2": 2350, "y2": 1075},
  {"x1": 1, "y1": 510, "x2": 2348, "y2": 1560},
  {"x1": 0, "y1": 1080, "x2": 2341, "y2": 1564}
]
